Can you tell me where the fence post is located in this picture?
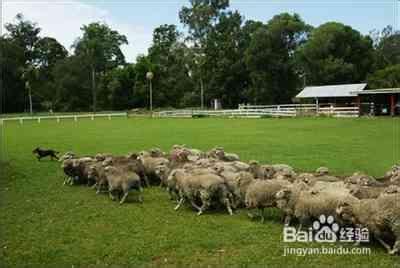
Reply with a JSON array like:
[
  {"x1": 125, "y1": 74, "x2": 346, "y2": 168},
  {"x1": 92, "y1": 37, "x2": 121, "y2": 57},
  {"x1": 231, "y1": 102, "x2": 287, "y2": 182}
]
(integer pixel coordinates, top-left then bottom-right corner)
[
  {"x1": 0, "y1": 119, "x2": 3, "y2": 126},
  {"x1": 19, "y1": 118, "x2": 23, "y2": 125},
  {"x1": 57, "y1": 117, "x2": 60, "y2": 123},
  {"x1": 330, "y1": 105, "x2": 334, "y2": 116},
  {"x1": 91, "y1": 115, "x2": 94, "y2": 121},
  {"x1": 370, "y1": 102, "x2": 375, "y2": 116},
  {"x1": 38, "y1": 117, "x2": 41, "y2": 123},
  {"x1": 108, "y1": 115, "x2": 111, "y2": 120},
  {"x1": 74, "y1": 116, "x2": 77, "y2": 122}
]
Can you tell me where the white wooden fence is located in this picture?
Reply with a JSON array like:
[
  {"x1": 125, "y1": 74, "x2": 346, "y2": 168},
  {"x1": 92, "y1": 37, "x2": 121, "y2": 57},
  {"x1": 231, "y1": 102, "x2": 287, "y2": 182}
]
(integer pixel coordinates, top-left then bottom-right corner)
[
  {"x1": 156, "y1": 104, "x2": 359, "y2": 118},
  {"x1": 317, "y1": 106, "x2": 359, "y2": 117},
  {"x1": 0, "y1": 105, "x2": 360, "y2": 123},
  {"x1": 0, "y1": 112, "x2": 127, "y2": 125}
]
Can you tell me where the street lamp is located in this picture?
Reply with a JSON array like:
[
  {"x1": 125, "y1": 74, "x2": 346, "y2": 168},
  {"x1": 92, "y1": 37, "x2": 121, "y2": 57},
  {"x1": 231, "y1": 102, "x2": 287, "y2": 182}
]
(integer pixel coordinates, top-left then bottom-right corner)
[{"x1": 146, "y1": 71, "x2": 154, "y2": 114}]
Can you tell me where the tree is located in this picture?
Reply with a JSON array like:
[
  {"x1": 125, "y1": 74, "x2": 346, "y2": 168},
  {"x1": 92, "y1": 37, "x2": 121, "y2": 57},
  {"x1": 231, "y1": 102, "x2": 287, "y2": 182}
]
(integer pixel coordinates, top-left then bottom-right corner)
[
  {"x1": 100, "y1": 64, "x2": 137, "y2": 110},
  {"x1": 371, "y1": 26, "x2": 400, "y2": 69},
  {"x1": 36, "y1": 37, "x2": 68, "y2": 69},
  {"x1": 368, "y1": 64, "x2": 400, "y2": 89},
  {"x1": 146, "y1": 24, "x2": 194, "y2": 108},
  {"x1": 4, "y1": 13, "x2": 42, "y2": 114},
  {"x1": 245, "y1": 13, "x2": 310, "y2": 104},
  {"x1": 296, "y1": 22, "x2": 374, "y2": 86},
  {"x1": 73, "y1": 22, "x2": 128, "y2": 112},
  {"x1": 52, "y1": 55, "x2": 92, "y2": 111},
  {"x1": 0, "y1": 37, "x2": 25, "y2": 113},
  {"x1": 34, "y1": 37, "x2": 68, "y2": 110},
  {"x1": 179, "y1": 0, "x2": 229, "y2": 108},
  {"x1": 204, "y1": 11, "x2": 249, "y2": 107}
]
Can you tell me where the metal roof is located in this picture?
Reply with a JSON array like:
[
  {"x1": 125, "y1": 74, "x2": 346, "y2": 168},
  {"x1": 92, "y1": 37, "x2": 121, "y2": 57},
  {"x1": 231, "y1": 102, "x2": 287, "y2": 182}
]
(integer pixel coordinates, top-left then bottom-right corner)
[
  {"x1": 296, "y1": 83, "x2": 367, "y2": 98},
  {"x1": 356, "y1": 88, "x2": 400, "y2": 95}
]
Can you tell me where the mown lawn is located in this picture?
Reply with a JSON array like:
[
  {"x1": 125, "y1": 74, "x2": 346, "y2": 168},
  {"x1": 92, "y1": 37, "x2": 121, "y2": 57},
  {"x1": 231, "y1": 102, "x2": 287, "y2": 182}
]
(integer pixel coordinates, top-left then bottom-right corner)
[{"x1": 0, "y1": 117, "x2": 399, "y2": 267}]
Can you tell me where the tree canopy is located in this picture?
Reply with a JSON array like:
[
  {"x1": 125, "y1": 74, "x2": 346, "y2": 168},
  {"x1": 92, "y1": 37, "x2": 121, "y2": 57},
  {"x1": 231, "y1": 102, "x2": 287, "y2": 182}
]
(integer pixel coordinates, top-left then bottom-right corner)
[{"x1": 1, "y1": 2, "x2": 398, "y2": 113}]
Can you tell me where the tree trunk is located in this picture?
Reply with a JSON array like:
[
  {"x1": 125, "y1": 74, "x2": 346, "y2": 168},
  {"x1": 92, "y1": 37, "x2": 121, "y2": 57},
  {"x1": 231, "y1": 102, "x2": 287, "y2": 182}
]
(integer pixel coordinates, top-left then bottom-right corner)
[
  {"x1": 28, "y1": 87, "x2": 33, "y2": 115},
  {"x1": 91, "y1": 66, "x2": 97, "y2": 113},
  {"x1": 200, "y1": 77, "x2": 204, "y2": 109}
]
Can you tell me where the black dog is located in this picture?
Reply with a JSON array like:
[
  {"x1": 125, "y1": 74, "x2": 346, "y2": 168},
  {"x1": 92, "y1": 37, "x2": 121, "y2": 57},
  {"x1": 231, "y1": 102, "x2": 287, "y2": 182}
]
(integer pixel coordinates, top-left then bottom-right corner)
[{"x1": 33, "y1": 147, "x2": 59, "y2": 161}]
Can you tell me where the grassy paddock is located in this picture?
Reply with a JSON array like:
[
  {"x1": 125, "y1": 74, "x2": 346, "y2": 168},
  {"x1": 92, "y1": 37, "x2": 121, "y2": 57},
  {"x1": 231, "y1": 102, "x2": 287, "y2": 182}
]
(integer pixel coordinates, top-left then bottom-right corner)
[{"x1": 0, "y1": 117, "x2": 399, "y2": 266}]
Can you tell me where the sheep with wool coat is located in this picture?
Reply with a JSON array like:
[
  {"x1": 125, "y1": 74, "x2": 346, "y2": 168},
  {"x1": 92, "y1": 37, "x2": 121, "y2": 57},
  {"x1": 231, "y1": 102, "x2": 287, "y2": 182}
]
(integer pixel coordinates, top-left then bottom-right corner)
[
  {"x1": 139, "y1": 154, "x2": 170, "y2": 185},
  {"x1": 104, "y1": 166, "x2": 143, "y2": 204},
  {"x1": 103, "y1": 154, "x2": 149, "y2": 187},
  {"x1": 171, "y1": 169, "x2": 234, "y2": 216},
  {"x1": 336, "y1": 193, "x2": 400, "y2": 255},
  {"x1": 244, "y1": 178, "x2": 291, "y2": 222},
  {"x1": 275, "y1": 183, "x2": 358, "y2": 227}
]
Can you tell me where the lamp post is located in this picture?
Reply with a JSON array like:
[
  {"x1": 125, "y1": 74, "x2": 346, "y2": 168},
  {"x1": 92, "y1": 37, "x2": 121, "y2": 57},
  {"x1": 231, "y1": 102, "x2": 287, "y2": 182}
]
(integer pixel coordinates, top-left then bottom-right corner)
[{"x1": 146, "y1": 71, "x2": 154, "y2": 115}]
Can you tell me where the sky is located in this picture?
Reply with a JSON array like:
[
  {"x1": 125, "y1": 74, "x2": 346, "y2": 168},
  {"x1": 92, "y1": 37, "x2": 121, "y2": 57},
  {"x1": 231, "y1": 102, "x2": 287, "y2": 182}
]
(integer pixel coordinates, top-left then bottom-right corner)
[{"x1": 2, "y1": 0, "x2": 399, "y2": 63}]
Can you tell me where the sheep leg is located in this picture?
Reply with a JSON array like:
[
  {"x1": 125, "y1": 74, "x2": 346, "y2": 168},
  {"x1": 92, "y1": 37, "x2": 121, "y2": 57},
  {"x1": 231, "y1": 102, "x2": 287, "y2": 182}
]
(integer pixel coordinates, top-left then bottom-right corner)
[
  {"x1": 283, "y1": 215, "x2": 292, "y2": 226},
  {"x1": 297, "y1": 217, "x2": 309, "y2": 231},
  {"x1": 197, "y1": 191, "x2": 211, "y2": 216},
  {"x1": 143, "y1": 175, "x2": 150, "y2": 187},
  {"x1": 108, "y1": 189, "x2": 117, "y2": 201},
  {"x1": 260, "y1": 208, "x2": 265, "y2": 223},
  {"x1": 389, "y1": 241, "x2": 399, "y2": 255},
  {"x1": 197, "y1": 199, "x2": 211, "y2": 216},
  {"x1": 137, "y1": 193, "x2": 143, "y2": 203},
  {"x1": 221, "y1": 197, "x2": 233, "y2": 216},
  {"x1": 119, "y1": 192, "x2": 129, "y2": 204},
  {"x1": 64, "y1": 176, "x2": 70, "y2": 185},
  {"x1": 190, "y1": 200, "x2": 201, "y2": 211},
  {"x1": 376, "y1": 236, "x2": 392, "y2": 253},
  {"x1": 174, "y1": 198, "x2": 185, "y2": 210}
]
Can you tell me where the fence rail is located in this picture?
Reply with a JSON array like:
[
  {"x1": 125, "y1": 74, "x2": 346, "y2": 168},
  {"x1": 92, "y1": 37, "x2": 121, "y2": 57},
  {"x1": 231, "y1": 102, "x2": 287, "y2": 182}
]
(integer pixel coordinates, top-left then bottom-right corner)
[
  {"x1": 0, "y1": 105, "x2": 361, "y2": 123},
  {"x1": 0, "y1": 112, "x2": 127, "y2": 125},
  {"x1": 156, "y1": 104, "x2": 359, "y2": 118}
]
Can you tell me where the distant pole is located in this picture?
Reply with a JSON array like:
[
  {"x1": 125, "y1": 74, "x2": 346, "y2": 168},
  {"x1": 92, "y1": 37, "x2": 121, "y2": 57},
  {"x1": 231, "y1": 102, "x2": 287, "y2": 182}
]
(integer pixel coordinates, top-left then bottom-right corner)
[
  {"x1": 200, "y1": 77, "x2": 204, "y2": 109},
  {"x1": 146, "y1": 71, "x2": 154, "y2": 115},
  {"x1": 26, "y1": 81, "x2": 33, "y2": 115}
]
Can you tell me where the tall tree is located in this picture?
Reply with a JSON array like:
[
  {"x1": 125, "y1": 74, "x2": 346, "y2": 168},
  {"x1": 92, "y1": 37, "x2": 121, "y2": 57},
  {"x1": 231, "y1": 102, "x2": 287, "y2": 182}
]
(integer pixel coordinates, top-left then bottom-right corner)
[
  {"x1": 368, "y1": 64, "x2": 400, "y2": 89},
  {"x1": 73, "y1": 22, "x2": 128, "y2": 112},
  {"x1": 179, "y1": 0, "x2": 229, "y2": 108},
  {"x1": 205, "y1": 11, "x2": 249, "y2": 107},
  {"x1": 245, "y1": 13, "x2": 310, "y2": 104},
  {"x1": 34, "y1": 37, "x2": 68, "y2": 110},
  {"x1": 4, "y1": 13, "x2": 41, "y2": 114},
  {"x1": 296, "y1": 22, "x2": 374, "y2": 86},
  {"x1": 52, "y1": 55, "x2": 92, "y2": 111},
  {"x1": 0, "y1": 37, "x2": 25, "y2": 113}
]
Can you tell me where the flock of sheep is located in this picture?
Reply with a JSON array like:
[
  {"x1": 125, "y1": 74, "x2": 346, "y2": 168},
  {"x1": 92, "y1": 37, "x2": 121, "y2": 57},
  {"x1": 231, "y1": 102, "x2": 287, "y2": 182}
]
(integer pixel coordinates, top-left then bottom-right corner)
[{"x1": 59, "y1": 145, "x2": 400, "y2": 255}]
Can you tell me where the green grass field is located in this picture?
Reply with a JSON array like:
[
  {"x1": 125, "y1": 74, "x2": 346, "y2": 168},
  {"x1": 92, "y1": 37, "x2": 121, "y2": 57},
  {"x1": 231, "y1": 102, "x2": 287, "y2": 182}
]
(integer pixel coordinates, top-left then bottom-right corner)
[{"x1": 1, "y1": 117, "x2": 399, "y2": 267}]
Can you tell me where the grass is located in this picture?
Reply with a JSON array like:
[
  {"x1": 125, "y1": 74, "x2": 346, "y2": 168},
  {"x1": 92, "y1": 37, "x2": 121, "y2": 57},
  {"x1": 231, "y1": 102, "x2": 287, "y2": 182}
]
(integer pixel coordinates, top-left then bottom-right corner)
[{"x1": 0, "y1": 117, "x2": 399, "y2": 267}]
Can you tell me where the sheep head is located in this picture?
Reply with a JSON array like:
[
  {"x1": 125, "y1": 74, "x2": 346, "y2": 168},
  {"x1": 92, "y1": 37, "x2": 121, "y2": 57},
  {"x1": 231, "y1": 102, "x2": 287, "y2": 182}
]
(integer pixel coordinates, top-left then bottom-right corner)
[
  {"x1": 87, "y1": 165, "x2": 98, "y2": 180},
  {"x1": 155, "y1": 164, "x2": 169, "y2": 178},
  {"x1": 336, "y1": 201, "x2": 357, "y2": 225},
  {"x1": 127, "y1": 153, "x2": 140, "y2": 160},
  {"x1": 275, "y1": 189, "x2": 292, "y2": 209}
]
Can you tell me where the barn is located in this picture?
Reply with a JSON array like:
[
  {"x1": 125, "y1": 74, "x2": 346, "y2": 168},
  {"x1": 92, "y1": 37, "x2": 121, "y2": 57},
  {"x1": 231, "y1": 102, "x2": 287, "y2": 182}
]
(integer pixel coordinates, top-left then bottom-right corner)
[{"x1": 296, "y1": 83, "x2": 400, "y2": 116}]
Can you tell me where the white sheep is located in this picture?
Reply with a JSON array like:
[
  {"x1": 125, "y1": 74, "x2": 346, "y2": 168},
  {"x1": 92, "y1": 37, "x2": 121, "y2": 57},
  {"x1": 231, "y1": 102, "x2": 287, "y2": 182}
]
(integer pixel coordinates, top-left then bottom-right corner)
[
  {"x1": 104, "y1": 166, "x2": 143, "y2": 204},
  {"x1": 276, "y1": 183, "x2": 357, "y2": 228},
  {"x1": 245, "y1": 179, "x2": 292, "y2": 222},
  {"x1": 171, "y1": 169, "x2": 234, "y2": 216},
  {"x1": 336, "y1": 193, "x2": 400, "y2": 255}
]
